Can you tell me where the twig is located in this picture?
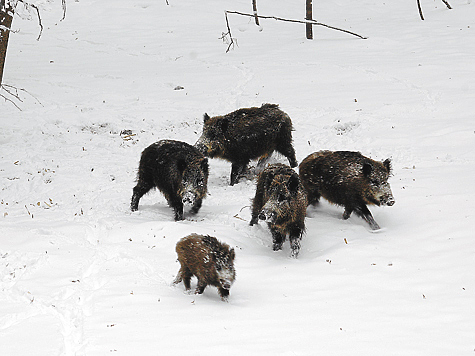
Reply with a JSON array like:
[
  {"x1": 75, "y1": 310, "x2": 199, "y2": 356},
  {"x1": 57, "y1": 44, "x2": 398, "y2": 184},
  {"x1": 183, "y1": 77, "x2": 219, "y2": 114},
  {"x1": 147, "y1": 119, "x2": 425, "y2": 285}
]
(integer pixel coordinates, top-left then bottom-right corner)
[
  {"x1": 61, "y1": 0, "x2": 67, "y2": 21},
  {"x1": 220, "y1": 11, "x2": 237, "y2": 53},
  {"x1": 1, "y1": 83, "x2": 43, "y2": 110},
  {"x1": 0, "y1": 91, "x2": 21, "y2": 110},
  {"x1": 233, "y1": 214, "x2": 246, "y2": 222},
  {"x1": 441, "y1": 0, "x2": 452, "y2": 9},
  {"x1": 223, "y1": 10, "x2": 367, "y2": 51},
  {"x1": 417, "y1": 0, "x2": 452, "y2": 20},
  {"x1": 17, "y1": 0, "x2": 43, "y2": 40},
  {"x1": 417, "y1": 0, "x2": 425, "y2": 20}
]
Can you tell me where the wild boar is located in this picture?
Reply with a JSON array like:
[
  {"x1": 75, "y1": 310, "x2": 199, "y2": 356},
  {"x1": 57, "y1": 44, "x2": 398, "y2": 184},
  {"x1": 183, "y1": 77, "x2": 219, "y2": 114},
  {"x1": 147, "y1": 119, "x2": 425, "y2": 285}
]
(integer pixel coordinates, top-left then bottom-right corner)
[
  {"x1": 299, "y1": 150, "x2": 395, "y2": 230},
  {"x1": 174, "y1": 234, "x2": 236, "y2": 301},
  {"x1": 195, "y1": 103, "x2": 298, "y2": 185},
  {"x1": 130, "y1": 140, "x2": 208, "y2": 221},
  {"x1": 250, "y1": 163, "x2": 307, "y2": 258}
]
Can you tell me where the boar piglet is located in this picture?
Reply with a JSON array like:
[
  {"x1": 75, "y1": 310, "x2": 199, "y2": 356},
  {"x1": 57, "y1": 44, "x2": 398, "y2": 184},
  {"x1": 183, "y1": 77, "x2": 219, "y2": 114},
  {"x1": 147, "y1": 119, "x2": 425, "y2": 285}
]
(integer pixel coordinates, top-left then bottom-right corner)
[
  {"x1": 299, "y1": 150, "x2": 395, "y2": 230},
  {"x1": 195, "y1": 103, "x2": 298, "y2": 186},
  {"x1": 130, "y1": 140, "x2": 208, "y2": 221},
  {"x1": 250, "y1": 163, "x2": 307, "y2": 258},
  {"x1": 174, "y1": 234, "x2": 236, "y2": 301}
]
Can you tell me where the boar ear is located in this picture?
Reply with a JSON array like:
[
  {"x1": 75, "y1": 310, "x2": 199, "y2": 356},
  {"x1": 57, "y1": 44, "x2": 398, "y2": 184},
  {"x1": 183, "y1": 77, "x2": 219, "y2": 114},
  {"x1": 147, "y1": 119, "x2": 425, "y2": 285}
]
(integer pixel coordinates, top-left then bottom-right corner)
[
  {"x1": 177, "y1": 159, "x2": 187, "y2": 174},
  {"x1": 203, "y1": 113, "x2": 210, "y2": 123},
  {"x1": 229, "y1": 248, "x2": 235, "y2": 261},
  {"x1": 218, "y1": 118, "x2": 229, "y2": 133},
  {"x1": 383, "y1": 158, "x2": 392, "y2": 174},
  {"x1": 363, "y1": 162, "x2": 373, "y2": 177},
  {"x1": 288, "y1": 175, "x2": 300, "y2": 193}
]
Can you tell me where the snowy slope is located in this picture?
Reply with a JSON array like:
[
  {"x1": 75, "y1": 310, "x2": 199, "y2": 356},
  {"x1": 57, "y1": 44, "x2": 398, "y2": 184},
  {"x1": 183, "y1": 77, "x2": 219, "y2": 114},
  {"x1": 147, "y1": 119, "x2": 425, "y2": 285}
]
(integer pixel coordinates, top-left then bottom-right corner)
[{"x1": 1, "y1": 0, "x2": 474, "y2": 355}]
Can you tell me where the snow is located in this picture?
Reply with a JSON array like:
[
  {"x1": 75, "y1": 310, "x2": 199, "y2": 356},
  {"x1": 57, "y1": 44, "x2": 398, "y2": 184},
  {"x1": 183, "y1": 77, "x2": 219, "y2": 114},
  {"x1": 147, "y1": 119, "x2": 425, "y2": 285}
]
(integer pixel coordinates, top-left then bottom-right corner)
[{"x1": 1, "y1": 0, "x2": 475, "y2": 355}]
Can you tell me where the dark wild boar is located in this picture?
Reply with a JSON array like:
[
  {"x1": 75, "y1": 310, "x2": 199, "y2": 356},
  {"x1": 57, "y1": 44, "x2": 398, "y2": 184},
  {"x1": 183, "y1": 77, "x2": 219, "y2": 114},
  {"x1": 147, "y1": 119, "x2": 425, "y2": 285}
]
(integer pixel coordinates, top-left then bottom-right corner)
[
  {"x1": 130, "y1": 140, "x2": 208, "y2": 221},
  {"x1": 250, "y1": 163, "x2": 307, "y2": 258},
  {"x1": 195, "y1": 103, "x2": 298, "y2": 186},
  {"x1": 174, "y1": 234, "x2": 236, "y2": 301},
  {"x1": 299, "y1": 150, "x2": 395, "y2": 230}
]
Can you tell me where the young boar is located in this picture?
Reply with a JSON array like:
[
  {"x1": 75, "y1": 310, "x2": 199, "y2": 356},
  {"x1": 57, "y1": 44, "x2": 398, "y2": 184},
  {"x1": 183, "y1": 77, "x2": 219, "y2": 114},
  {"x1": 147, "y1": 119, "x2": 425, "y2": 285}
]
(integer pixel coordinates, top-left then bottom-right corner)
[
  {"x1": 174, "y1": 234, "x2": 236, "y2": 301},
  {"x1": 195, "y1": 103, "x2": 298, "y2": 186},
  {"x1": 250, "y1": 163, "x2": 307, "y2": 258},
  {"x1": 130, "y1": 140, "x2": 208, "y2": 221},
  {"x1": 299, "y1": 150, "x2": 395, "y2": 230}
]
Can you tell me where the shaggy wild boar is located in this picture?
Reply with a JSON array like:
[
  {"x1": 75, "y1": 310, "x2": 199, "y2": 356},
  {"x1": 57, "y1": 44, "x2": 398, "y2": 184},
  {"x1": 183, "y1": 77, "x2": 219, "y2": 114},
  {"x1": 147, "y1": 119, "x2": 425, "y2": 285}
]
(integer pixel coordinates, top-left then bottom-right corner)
[
  {"x1": 174, "y1": 234, "x2": 236, "y2": 301},
  {"x1": 130, "y1": 140, "x2": 208, "y2": 221},
  {"x1": 299, "y1": 150, "x2": 395, "y2": 230},
  {"x1": 195, "y1": 103, "x2": 298, "y2": 186},
  {"x1": 250, "y1": 163, "x2": 307, "y2": 258}
]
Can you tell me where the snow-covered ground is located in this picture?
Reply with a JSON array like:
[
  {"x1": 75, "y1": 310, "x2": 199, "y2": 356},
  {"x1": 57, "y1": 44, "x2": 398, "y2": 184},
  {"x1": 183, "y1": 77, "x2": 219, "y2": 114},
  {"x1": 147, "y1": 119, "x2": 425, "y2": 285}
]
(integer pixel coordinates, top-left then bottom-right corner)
[{"x1": 1, "y1": 0, "x2": 474, "y2": 355}]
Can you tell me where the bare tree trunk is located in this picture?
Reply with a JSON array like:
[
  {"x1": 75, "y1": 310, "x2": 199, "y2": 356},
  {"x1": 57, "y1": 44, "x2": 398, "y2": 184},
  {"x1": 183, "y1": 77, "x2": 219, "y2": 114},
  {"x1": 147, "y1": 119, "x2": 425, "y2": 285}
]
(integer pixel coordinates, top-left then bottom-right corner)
[
  {"x1": 0, "y1": 2, "x2": 14, "y2": 85},
  {"x1": 252, "y1": 0, "x2": 259, "y2": 26},
  {"x1": 306, "y1": 0, "x2": 313, "y2": 40}
]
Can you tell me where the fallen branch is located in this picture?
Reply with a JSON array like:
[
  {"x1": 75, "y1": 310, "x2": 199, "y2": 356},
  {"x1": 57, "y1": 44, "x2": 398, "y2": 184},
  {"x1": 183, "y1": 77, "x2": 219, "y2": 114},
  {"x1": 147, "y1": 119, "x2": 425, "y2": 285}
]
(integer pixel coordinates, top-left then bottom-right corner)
[
  {"x1": 1, "y1": 83, "x2": 43, "y2": 110},
  {"x1": 223, "y1": 10, "x2": 367, "y2": 52}
]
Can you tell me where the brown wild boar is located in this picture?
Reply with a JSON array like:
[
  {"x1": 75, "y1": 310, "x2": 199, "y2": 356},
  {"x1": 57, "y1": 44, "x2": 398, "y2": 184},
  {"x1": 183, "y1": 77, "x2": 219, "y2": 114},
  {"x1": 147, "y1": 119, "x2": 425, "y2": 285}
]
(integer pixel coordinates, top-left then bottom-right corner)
[{"x1": 174, "y1": 234, "x2": 236, "y2": 301}]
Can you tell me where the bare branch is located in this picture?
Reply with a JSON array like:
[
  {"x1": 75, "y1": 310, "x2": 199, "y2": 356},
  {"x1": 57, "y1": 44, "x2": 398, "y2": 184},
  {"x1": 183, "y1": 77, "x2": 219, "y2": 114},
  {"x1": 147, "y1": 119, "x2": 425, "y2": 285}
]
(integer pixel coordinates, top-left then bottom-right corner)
[
  {"x1": 441, "y1": 0, "x2": 452, "y2": 9},
  {"x1": 30, "y1": 3, "x2": 43, "y2": 40},
  {"x1": 417, "y1": 0, "x2": 424, "y2": 20},
  {"x1": 220, "y1": 11, "x2": 237, "y2": 53},
  {"x1": 417, "y1": 0, "x2": 453, "y2": 20},
  {"x1": 223, "y1": 10, "x2": 367, "y2": 47},
  {"x1": 61, "y1": 0, "x2": 67, "y2": 21},
  {"x1": 1, "y1": 83, "x2": 43, "y2": 110},
  {"x1": 1, "y1": 85, "x2": 22, "y2": 110},
  {"x1": 16, "y1": 0, "x2": 44, "y2": 40}
]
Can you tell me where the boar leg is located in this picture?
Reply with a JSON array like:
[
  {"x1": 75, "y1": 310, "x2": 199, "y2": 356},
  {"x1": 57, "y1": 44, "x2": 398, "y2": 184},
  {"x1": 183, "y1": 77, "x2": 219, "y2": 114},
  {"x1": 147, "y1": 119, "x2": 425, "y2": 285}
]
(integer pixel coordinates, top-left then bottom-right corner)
[
  {"x1": 130, "y1": 182, "x2": 154, "y2": 211},
  {"x1": 289, "y1": 227, "x2": 303, "y2": 258},
  {"x1": 173, "y1": 269, "x2": 183, "y2": 285},
  {"x1": 343, "y1": 207, "x2": 353, "y2": 220},
  {"x1": 175, "y1": 266, "x2": 192, "y2": 290},
  {"x1": 250, "y1": 186, "x2": 264, "y2": 226},
  {"x1": 250, "y1": 198, "x2": 262, "y2": 226},
  {"x1": 249, "y1": 214, "x2": 259, "y2": 226},
  {"x1": 218, "y1": 287, "x2": 230, "y2": 301},
  {"x1": 195, "y1": 279, "x2": 207, "y2": 294},
  {"x1": 270, "y1": 228, "x2": 285, "y2": 251},
  {"x1": 276, "y1": 128, "x2": 298, "y2": 167},
  {"x1": 306, "y1": 190, "x2": 321, "y2": 206},
  {"x1": 190, "y1": 198, "x2": 202, "y2": 215},
  {"x1": 230, "y1": 161, "x2": 248, "y2": 186},
  {"x1": 167, "y1": 193, "x2": 184, "y2": 221},
  {"x1": 354, "y1": 205, "x2": 380, "y2": 230}
]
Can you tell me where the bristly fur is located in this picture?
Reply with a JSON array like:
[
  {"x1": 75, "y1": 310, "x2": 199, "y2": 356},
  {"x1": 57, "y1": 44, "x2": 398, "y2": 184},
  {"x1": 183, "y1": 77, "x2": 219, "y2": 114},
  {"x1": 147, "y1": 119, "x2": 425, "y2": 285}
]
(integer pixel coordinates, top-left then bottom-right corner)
[
  {"x1": 174, "y1": 234, "x2": 236, "y2": 301},
  {"x1": 250, "y1": 163, "x2": 307, "y2": 258},
  {"x1": 130, "y1": 140, "x2": 208, "y2": 221},
  {"x1": 195, "y1": 103, "x2": 298, "y2": 186},
  {"x1": 299, "y1": 150, "x2": 395, "y2": 230}
]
